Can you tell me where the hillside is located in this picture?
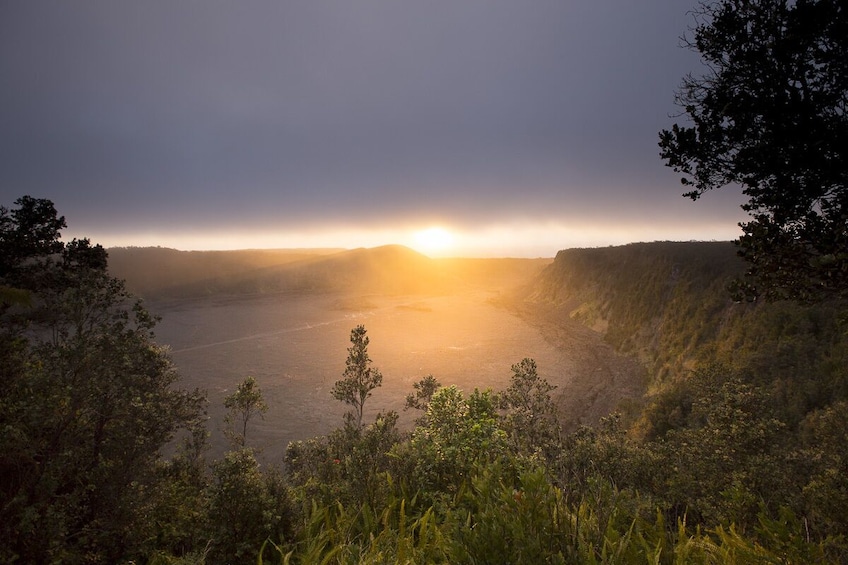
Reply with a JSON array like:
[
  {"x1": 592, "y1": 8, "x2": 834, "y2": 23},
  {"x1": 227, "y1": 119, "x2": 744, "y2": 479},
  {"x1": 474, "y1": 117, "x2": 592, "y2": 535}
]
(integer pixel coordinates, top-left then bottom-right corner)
[
  {"x1": 108, "y1": 245, "x2": 552, "y2": 300},
  {"x1": 108, "y1": 245, "x2": 450, "y2": 298},
  {"x1": 107, "y1": 246, "x2": 343, "y2": 297},
  {"x1": 524, "y1": 242, "x2": 744, "y2": 380},
  {"x1": 519, "y1": 241, "x2": 848, "y2": 430}
]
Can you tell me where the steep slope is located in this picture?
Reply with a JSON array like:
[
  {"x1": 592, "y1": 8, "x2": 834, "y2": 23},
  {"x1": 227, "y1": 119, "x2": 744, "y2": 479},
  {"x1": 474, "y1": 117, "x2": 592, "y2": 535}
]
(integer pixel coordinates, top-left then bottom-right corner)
[
  {"x1": 527, "y1": 242, "x2": 744, "y2": 381},
  {"x1": 522, "y1": 242, "x2": 848, "y2": 426}
]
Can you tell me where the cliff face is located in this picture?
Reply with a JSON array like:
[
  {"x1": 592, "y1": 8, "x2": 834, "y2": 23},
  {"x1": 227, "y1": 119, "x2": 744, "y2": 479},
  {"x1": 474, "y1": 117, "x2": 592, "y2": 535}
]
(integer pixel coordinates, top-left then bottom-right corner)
[
  {"x1": 523, "y1": 242, "x2": 847, "y2": 418},
  {"x1": 526, "y1": 242, "x2": 744, "y2": 384}
]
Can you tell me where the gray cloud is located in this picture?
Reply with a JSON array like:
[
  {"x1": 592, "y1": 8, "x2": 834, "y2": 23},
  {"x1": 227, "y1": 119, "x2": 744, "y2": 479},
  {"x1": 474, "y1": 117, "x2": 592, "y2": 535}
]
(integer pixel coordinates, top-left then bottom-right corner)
[{"x1": 0, "y1": 1, "x2": 742, "y2": 249}]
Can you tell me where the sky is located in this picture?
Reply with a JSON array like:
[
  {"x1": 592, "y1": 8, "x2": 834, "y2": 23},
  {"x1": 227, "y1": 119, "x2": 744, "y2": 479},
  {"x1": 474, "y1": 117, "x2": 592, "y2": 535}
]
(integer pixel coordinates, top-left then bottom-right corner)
[{"x1": 0, "y1": 1, "x2": 749, "y2": 257}]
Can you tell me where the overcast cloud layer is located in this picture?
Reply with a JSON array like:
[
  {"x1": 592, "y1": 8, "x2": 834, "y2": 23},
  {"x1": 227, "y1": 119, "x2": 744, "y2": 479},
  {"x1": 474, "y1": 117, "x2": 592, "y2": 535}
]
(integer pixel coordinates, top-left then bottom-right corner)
[{"x1": 0, "y1": 1, "x2": 748, "y2": 255}]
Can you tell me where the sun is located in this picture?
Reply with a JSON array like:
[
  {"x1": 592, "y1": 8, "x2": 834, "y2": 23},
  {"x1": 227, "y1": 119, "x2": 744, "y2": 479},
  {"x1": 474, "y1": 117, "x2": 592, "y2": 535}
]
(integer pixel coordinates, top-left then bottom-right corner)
[{"x1": 412, "y1": 226, "x2": 454, "y2": 255}]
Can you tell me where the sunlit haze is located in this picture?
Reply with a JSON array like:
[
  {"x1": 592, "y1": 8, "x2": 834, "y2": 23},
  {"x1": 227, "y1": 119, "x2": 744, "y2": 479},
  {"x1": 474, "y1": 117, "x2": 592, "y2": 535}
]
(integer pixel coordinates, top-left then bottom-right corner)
[
  {"x1": 72, "y1": 214, "x2": 745, "y2": 259},
  {"x1": 413, "y1": 227, "x2": 455, "y2": 256}
]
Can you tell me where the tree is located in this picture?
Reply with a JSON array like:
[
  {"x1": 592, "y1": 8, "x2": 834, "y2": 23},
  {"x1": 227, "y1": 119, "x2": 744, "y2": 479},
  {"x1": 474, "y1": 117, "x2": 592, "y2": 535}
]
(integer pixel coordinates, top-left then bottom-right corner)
[
  {"x1": 404, "y1": 386, "x2": 507, "y2": 496},
  {"x1": 405, "y1": 374, "x2": 441, "y2": 412},
  {"x1": 332, "y1": 325, "x2": 383, "y2": 429},
  {"x1": 498, "y1": 358, "x2": 561, "y2": 459},
  {"x1": 206, "y1": 448, "x2": 291, "y2": 565},
  {"x1": 659, "y1": 0, "x2": 848, "y2": 302},
  {"x1": 144, "y1": 414, "x2": 211, "y2": 561},
  {"x1": 796, "y1": 401, "x2": 848, "y2": 539},
  {"x1": 224, "y1": 375, "x2": 268, "y2": 448},
  {"x1": 0, "y1": 196, "x2": 205, "y2": 563},
  {"x1": 655, "y1": 365, "x2": 788, "y2": 527},
  {"x1": 0, "y1": 195, "x2": 66, "y2": 279}
]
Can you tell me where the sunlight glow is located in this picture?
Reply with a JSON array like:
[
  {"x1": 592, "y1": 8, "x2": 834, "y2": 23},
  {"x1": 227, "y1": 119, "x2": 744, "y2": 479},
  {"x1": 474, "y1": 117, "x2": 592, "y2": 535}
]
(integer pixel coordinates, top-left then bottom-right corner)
[{"x1": 412, "y1": 227, "x2": 454, "y2": 256}]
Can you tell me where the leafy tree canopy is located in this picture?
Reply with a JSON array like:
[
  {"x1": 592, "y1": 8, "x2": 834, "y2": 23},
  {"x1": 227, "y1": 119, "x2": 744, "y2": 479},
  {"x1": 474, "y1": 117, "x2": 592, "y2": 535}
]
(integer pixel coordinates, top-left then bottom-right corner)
[
  {"x1": 498, "y1": 358, "x2": 560, "y2": 458},
  {"x1": 0, "y1": 196, "x2": 205, "y2": 563},
  {"x1": 404, "y1": 374, "x2": 441, "y2": 412},
  {"x1": 659, "y1": 0, "x2": 848, "y2": 302}
]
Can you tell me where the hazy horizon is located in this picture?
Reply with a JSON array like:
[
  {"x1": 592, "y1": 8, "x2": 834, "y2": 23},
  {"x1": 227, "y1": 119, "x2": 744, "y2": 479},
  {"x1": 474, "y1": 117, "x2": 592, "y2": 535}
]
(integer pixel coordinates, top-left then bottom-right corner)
[
  {"x1": 99, "y1": 232, "x2": 737, "y2": 259},
  {"x1": 86, "y1": 219, "x2": 742, "y2": 259}
]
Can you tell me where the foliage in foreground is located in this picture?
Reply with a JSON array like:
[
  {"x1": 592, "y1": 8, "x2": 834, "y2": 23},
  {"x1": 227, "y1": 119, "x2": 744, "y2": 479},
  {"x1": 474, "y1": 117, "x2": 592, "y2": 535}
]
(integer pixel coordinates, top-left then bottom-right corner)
[
  {"x1": 273, "y1": 364, "x2": 848, "y2": 564},
  {"x1": 263, "y1": 465, "x2": 833, "y2": 565}
]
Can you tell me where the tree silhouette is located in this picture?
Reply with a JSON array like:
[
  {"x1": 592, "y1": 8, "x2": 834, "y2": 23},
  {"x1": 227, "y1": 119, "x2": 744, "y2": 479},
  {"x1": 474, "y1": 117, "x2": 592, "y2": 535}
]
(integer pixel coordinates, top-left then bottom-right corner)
[
  {"x1": 659, "y1": 0, "x2": 848, "y2": 302},
  {"x1": 224, "y1": 376, "x2": 268, "y2": 448}
]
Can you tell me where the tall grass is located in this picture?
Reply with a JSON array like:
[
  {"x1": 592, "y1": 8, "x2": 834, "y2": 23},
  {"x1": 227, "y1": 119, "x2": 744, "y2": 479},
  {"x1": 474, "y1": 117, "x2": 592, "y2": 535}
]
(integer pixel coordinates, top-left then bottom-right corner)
[{"x1": 262, "y1": 465, "x2": 829, "y2": 565}]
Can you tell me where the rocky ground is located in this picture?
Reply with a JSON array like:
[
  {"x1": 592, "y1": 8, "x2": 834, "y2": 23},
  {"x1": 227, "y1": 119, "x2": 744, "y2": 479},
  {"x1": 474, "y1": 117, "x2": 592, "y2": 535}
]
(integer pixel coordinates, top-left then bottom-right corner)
[{"x1": 506, "y1": 299, "x2": 646, "y2": 429}]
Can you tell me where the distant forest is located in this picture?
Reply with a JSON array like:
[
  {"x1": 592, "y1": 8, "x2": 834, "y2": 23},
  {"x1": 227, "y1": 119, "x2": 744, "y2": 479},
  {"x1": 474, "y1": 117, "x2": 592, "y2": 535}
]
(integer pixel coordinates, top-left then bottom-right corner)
[{"x1": 3, "y1": 195, "x2": 847, "y2": 563}]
